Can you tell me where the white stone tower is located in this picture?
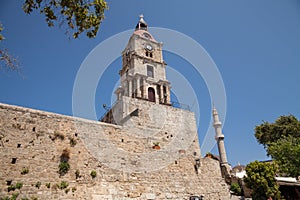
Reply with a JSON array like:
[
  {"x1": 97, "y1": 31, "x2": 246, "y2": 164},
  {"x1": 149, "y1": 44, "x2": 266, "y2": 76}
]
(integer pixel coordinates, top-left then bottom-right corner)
[{"x1": 213, "y1": 106, "x2": 230, "y2": 178}]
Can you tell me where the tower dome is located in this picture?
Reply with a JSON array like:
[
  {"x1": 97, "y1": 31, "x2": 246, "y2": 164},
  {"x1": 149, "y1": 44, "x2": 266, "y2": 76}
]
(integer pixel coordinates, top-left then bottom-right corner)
[
  {"x1": 135, "y1": 14, "x2": 148, "y2": 31},
  {"x1": 133, "y1": 15, "x2": 157, "y2": 42}
]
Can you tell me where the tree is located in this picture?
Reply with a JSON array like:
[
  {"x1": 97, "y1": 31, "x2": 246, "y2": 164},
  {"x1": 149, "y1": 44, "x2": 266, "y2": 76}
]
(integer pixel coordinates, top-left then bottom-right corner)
[
  {"x1": 267, "y1": 135, "x2": 300, "y2": 177},
  {"x1": 255, "y1": 115, "x2": 300, "y2": 148},
  {"x1": 1, "y1": 0, "x2": 108, "y2": 71},
  {"x1": 0, "y1": 22, "x2": 20, "y2": 72},
  {"x1": 244, "y1": 161, "x2": 281, "y2": 200},
  {"x1": 254, "y1": 115, "x2": 300, "y2": 177},
  {"x1": 22, "y1": 0, "x2": 108, "y2": 39}
]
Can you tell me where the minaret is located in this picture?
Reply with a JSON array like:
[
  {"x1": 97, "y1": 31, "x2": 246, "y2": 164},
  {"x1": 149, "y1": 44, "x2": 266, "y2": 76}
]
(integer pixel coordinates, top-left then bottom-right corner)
[{"x1": 213, "y1": 106, "x2": 230, "y2": 179}]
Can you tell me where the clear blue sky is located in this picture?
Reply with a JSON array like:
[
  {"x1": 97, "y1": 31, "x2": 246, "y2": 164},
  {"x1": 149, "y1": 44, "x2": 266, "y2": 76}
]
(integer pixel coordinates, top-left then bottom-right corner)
[{"x1": 1, "y1": 1, "x2": 300, "y2": 167}]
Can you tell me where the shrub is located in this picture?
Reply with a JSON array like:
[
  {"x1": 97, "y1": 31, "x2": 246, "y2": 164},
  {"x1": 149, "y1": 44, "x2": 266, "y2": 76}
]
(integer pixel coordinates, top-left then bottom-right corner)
[
  {"x1": 45, "y1": 183, "x2": 51, "y2": 189},
  {"x1": 90, "y1": 170, "x2": 97, "y2": 178},
  {"x1": 35, "y1": 181, "x2": 41, "y2": 189},
  {"x1": 230, "y1": 182, "x2": 242, "y2": 195},
  {"x1": 57, "y1": 181, "x2": 69, "y2": 190},
  {"x1": 7, "y1": 185, "x2": 16, "y2": 192},
  {"x1": 65, "y1": 188, "x2": 70, "y2": 194},
  {"x1": 59, "y1": 161, "x2": 70, "y2": 175},
  {"x1": 15, "y1": 182, "x2": 23, "y2": 190},
  {"x1": 72, "y1": 187, "x2": 77, "y2": 193},
  {"x1": 21, "y1": 167, "x2": 29, "y2": 175},
  {"x1": 75, "y1": 169, "x2": 80, "y2": 179},
  {"x1": 11, "y1": 193, "x2": 19, "y2": 200},
  {"x1": 69, "y1": 137, "x2": 77, "y2": 147}
]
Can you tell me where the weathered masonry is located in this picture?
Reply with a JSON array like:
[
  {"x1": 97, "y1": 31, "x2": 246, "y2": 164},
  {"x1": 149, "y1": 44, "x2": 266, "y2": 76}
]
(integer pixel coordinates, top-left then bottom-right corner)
[{"x1": 0, "y1": 15, "x2": 230, "y2": 200}]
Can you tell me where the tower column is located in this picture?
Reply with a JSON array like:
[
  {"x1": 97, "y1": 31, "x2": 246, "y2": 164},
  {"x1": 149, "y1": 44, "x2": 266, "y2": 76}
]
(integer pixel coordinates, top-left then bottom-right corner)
[
  {"x1": 142, "y1": 78, "x2": 147, "y2": 99},
  {"x1": 166, "y1": 86, "x2": 171, "y2": 104},
  {"x1": 136, "y1": 76, "x2": 141, "y2": 98},
  {"x1": 128, "y1": 79, "x2": 132, "y2": 97},
  {"x1": 160, "y1": 85, "x2": 164, "y2": 103}
]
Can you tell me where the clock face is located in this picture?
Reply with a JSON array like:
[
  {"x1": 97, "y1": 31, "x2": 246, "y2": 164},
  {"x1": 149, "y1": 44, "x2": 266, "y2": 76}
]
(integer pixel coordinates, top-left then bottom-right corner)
[{"x1": 145, "y1": 44, "x2": 153, "y2": 51}]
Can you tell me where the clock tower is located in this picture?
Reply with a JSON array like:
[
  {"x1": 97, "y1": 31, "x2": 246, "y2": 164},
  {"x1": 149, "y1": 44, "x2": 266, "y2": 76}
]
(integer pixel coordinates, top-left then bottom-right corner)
[{"x1": 115, "y1": 15, "x2": 171, "y2": 105}]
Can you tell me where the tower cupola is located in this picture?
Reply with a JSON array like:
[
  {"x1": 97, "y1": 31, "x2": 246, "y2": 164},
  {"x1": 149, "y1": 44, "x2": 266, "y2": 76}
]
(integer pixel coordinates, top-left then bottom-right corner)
[{"x1": 135, "y1": 14, "x2": 148, "y2": 31}]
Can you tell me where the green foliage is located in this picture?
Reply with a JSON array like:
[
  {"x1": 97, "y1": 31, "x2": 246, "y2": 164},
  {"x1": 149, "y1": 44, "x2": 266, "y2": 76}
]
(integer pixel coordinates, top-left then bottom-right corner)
[
  {"x1": 59, "y1": 161, "x2": 70, "y2": 174},
  {"x1": 72, "y1": 187, "x2": 77, "y2": 192},
  {"x1": 21, "y1": 167, "x2": 29, "y2": 175},
  {"x1": 255, "y1": 115, "x2": 300, "y2": 147},
  {"x1": 153, "y1": 142, "x2": 159, "y2": 146},
  {"x1": 69, "y1": 137, "x2": 77, "y2": 147},
  {"x1": 7, "y1": 182, "x2": 23, "y2": 193},
  {"x1": 267, "y1": 135, "x2": 300, "y2": 177},
  {"x1": 15, "y1": 182, "x2": 23, "y2": 189},
  {"x1": 57, "y1": 181, "x2": 69, "y2": 190},
  {"x1": 245, "y1": 161, "x2": 281, "y2": 200},
  {"x1": 2, "y1": 193, "x2": 20, "y2": 200},
  {"x1": 7, "y1": 185, "x2": 16, "y2": 192},
  {"x1": 254, "y1": 115, "x2": 300, "y2": 177},
  {"x1": 90, "y1": 170, "x2": 97, "y2": 178},
  {"x1": 75, "y1": 169, "x2": 80, "y2": 179},
  {"x1": 230, "y1": 182, "x2": 242, "y2": 196},
  {"x1": 22, "y1": 0, "x2": 108, "y2": 38},
  {"x1": 0, "y1": 22, "x2": 4, "y2": 41},
  {"x1": 35, "y1": 181, "x2": 41, "y2": 189},
  {"x1": 65, "y1": 188, "x2": 70, "y2": 194},
  {"x1": 45, "y1": 182, "x2": 51, "y2": 189},
  {"x1": 10, "y1": 193, "x2": 19, "y2": 200}
]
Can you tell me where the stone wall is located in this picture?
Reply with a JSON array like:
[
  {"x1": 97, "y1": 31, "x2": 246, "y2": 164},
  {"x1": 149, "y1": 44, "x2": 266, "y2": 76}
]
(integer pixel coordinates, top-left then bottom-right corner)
[{"x1": 0, "y1": 103, "x2": 230, "y2": 200}]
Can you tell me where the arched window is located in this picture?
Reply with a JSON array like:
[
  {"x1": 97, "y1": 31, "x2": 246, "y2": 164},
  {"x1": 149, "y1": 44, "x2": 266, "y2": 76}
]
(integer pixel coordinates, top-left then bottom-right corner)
[{"x1": 148, "y1": 87, "x2": 155, "y2": 102}]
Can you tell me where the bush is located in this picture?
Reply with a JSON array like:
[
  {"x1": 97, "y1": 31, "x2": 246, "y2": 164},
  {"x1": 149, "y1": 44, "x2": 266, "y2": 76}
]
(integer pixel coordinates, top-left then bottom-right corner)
[
  {"x1": 57, "y1": 181, "x2": 69, "y2": 190},
  {"x1": 35, "y1": 181, "x2": 41, "y2": 189},
  {"x1": 230, "y1": 182, "x2": 242, "y2": 195},
  {"x1": 15, "y1": 182, "x2": 23, "y2": 190},
  {"x1": 45, "y1": 183, "x2": 51, "y2": 189},
  {"x1": 59, "y1": 161, "x2": 70, "y2": 175},
  {"x1": 11, "y1": 193, "x2": 19, "y2": 200},
  {"x1": 90, "y1": 170, "x2": 97, "y2": 178},
  {"x1": 65, "y1": 188, "x2": 70, "y2": 194},
  {"x1": 75, "y1": 169, "x2": 80, "y2": 179},
  {"x1": 69, "y1": 137, "x2": 77, "y2": 147},
  {"x1": 7, "y1": 185, "x2": 16, "y2": 192},
  {"x1": 21, "y1": 167, "x2": 29, "y2": 175}
]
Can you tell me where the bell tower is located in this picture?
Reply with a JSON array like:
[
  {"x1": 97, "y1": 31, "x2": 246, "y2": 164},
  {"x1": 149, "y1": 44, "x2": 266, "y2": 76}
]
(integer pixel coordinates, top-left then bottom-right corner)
[{"x1": 115, "y1": 15, "x2": 171, "y2": 105}]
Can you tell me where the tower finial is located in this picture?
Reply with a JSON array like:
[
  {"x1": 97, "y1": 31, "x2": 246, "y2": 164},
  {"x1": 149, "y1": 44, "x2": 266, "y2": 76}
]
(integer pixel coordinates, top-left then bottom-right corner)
[{"x1": 135, "y1": 14, "x2": 148, "y2": 31}]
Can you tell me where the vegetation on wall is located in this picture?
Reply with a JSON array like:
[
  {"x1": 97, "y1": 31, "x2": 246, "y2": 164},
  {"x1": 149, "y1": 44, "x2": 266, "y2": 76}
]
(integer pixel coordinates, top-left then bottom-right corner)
[{"x1": 90, "y1": 170, "x2": 97, "y2": 178}]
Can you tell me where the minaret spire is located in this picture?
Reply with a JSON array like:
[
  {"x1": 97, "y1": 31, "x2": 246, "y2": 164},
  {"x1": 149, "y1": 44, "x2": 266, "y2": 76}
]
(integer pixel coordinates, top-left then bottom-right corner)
[{"x1": 213, "y1": 107, "x2": 230, "y2": 179}]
